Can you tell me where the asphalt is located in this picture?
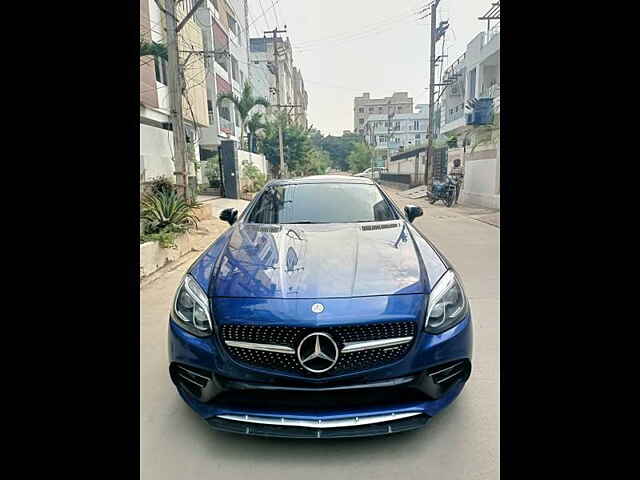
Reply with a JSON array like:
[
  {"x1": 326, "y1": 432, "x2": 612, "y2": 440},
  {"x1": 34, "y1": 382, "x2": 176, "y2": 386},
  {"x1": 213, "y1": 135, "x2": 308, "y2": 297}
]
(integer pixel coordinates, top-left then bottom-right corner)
[{"x1": 140, "y1": 190, "x2": 500, "y2": 480}]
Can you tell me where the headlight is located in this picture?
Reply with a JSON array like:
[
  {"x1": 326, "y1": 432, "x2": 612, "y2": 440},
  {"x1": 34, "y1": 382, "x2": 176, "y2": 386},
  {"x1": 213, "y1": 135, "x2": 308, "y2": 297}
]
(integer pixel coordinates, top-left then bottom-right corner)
[
  {"x1": 170, "y1": 275, "x2": 213, "y2": 337},
  {"x1": 425, "y1": 270, "x2": 468, "y2": 334}
]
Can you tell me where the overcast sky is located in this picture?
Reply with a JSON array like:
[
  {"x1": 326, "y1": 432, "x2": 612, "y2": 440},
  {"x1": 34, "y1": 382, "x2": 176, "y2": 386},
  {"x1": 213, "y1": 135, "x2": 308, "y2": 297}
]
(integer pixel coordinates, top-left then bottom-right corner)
[{"x1": 246, "y1": 0, "x2": 493, "y2": 136}]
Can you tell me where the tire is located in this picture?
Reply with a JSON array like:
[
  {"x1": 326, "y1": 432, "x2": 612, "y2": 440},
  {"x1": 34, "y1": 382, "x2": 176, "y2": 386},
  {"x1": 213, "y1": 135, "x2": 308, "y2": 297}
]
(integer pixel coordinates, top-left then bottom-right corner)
[
  {"x1": 446, "y1": 187, "x2": 456, "y2": 207},
  {"x1": 429, "y1": 197, "x2": 437, "y2": 204}
]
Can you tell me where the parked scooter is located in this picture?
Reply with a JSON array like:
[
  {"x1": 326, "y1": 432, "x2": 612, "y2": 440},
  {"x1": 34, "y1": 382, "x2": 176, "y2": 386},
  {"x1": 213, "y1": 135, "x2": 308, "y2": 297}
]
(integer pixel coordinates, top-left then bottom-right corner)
[{"x1": 428, "y1": 175, "x2": 460, "y2": 208}]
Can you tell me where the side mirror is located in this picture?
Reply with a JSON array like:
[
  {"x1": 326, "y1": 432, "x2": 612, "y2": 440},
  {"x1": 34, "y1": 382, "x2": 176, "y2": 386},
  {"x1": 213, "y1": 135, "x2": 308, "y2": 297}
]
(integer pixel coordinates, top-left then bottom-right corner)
[
  {"x1": 404, "y1": 205, "x2": 423, "y2": 223},
  {"x1": 219, "y1": 208, "x2": 238, "y2": 226}
]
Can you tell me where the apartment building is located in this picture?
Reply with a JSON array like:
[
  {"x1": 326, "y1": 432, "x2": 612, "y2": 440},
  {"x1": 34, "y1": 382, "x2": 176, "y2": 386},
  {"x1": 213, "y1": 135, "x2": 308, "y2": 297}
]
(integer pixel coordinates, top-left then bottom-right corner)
[
  {"x1": 439, "y1": 23, "x2": 500, "y2": 138},
  {"x1": 139, "y1": 0, "x2": 209, "y2": 186},
  {"x1": 193, "y1": 0, "x2": 252, "y2": 157},
  {"x1": 364, "y1": 104, "x2": 428, "y2": 156},
  {"x1": 353, "y1": 92, "x2": 413, "y2": 136},
  {"x1": 249, "y1": 35, "x2": 309, "y2": 127}
]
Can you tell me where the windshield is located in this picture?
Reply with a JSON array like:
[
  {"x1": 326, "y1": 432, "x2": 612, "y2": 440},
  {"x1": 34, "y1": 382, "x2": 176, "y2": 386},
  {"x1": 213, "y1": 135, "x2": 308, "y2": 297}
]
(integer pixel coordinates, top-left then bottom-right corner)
[{"x1": 247, "y1": 183, "x2": 398, "y2": 224}]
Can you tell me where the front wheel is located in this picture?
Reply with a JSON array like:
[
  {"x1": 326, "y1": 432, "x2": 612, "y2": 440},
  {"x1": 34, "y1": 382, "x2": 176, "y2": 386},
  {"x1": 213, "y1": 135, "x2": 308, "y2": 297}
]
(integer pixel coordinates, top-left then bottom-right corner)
[
  {"x1": 429, "y1": 196, "x2": 437, "y2": 204},
  {"x1": 446, "y1": 187, "x2": 457, "y2": 207}
]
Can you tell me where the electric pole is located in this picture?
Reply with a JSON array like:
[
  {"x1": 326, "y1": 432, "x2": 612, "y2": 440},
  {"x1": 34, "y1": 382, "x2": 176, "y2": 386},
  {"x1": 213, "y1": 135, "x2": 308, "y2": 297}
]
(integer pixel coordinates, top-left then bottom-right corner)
[
  {"x1": 164, "y1": 0, "x2": 189, "y2": 200},
  {"x1": 265, "y1": 27, "x2": 287, "y2": 178},
  {"x1": 424, "y1": 0, "x2": 441, "y2": 186}
]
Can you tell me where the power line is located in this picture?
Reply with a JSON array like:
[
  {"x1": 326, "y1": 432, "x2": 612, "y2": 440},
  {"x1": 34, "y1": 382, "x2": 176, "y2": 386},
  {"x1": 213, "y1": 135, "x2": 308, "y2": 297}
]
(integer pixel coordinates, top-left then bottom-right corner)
[
  {"x1": 292, "y1": 10, "x2": 418, "y2": 48},
  {"x1": 247, "y1": 0, "x2": 280, "y2": 29}
]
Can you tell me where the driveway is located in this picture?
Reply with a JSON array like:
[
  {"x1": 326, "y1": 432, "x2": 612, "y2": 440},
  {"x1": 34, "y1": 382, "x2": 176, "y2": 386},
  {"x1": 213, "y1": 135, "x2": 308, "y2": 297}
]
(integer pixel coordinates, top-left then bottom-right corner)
[{"x1": 140, "y1": 189, "x2": 500, "y2": 480}]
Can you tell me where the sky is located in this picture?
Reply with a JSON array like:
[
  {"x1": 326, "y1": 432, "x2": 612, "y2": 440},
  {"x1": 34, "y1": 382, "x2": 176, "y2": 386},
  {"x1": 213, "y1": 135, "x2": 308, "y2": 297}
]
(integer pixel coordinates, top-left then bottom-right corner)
[{"x1": 245, "y1": 0, "x2": 493, "y2": 136}]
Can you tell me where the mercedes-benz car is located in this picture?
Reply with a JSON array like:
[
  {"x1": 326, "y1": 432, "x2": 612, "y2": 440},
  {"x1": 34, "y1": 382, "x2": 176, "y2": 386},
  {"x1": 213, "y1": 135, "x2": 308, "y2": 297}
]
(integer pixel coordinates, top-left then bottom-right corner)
[{"x1": 168, "y1": 175, "x2": 472, "y2": 438}]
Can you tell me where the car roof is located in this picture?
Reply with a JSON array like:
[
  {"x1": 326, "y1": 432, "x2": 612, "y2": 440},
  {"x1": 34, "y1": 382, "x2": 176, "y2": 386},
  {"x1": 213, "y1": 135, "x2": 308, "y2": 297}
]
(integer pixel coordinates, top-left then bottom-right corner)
[{"x1": 266, "y1": 175, "x2": 375, "y2": 186}]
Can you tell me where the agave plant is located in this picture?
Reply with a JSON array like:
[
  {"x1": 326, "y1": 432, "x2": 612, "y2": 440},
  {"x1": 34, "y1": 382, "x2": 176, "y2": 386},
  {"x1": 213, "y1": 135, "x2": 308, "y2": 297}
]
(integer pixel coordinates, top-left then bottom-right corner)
[{"x1": 141, "y1": 190, "x2": 199, "y2": 234}]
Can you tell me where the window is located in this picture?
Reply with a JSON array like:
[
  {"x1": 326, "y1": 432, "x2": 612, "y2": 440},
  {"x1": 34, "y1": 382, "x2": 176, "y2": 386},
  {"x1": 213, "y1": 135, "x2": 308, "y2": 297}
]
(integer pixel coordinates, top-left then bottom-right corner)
[
  {"x1": 378, "y1": 107, "x2": 383, "y2": 112},
  {"x1": 368, "y1": 107, "x2": 374, "y2": 112},
  {"x1": 379, "y1": 135, "x2": 386, "y2": 143},
  {"x1": 154, "y1": 57, "x2": 168, "y2": 85},
  {"x1": 230, "y1": 56, "x2": 239, "y2": 82},
  {"x1": 235, "y1": 107, "x2": 240, "y2": 127},
  {"x1": 228, "y1": 14, "x2": 239, "y2": 37},
  {"x1": 359, "y1": 118, "x2": 364, "y2": 125},
  {"x1": 468, "y1": 68, "x2": 476, "y2": 99},
  {"x1": 415, "y1": 134, "x2": 421, "y2": 140},
  {"x1": 216, "y1": 52, "x2": 228, "y2": 71},
  {"x1": 393, "y1": 121, "x2": 400, "y2": 131},
  {"x1": 414, "y1": 120, "x2": 420, "y2": 130},
  {"x1": 455, "y1": 105, "x2": 459, "y2": 112},
  {"x1": 358, "y1": 107, "x2": 364, "y2": 113},
  {"x1": 397, "y1": 106, "x2": 402, "y2": 112},
  {"x1": 359, "y1": 128, "x2": 364, "y2": 134},
  {"x1": 248, "y1": 184, "x2": 398, "y2": 224},
  {"x1": 219, "y1": 105, "x2": 231, "y2": 121},
  {"x1": 449, "y1": 108, "x2": 454, "y2": 116}
]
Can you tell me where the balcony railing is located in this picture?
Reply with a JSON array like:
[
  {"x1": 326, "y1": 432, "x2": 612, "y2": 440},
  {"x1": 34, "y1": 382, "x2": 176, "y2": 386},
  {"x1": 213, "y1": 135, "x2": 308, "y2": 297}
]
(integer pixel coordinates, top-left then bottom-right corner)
[{"x1": 486, "y1": 23, "x2": 500, "y2": 44}]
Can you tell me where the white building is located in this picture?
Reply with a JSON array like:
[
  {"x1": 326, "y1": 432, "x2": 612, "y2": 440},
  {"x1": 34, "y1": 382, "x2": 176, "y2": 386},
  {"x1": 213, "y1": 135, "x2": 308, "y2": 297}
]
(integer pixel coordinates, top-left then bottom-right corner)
[
  {"x1": 140, "y1": 0, "x2": 208, "y2": 188},
  {"x1": 439, "y1": 24, "x2": 500, "y2": 139},
  {"x1": 363, "y1": 105, "x2": 428, "y2": 156}
]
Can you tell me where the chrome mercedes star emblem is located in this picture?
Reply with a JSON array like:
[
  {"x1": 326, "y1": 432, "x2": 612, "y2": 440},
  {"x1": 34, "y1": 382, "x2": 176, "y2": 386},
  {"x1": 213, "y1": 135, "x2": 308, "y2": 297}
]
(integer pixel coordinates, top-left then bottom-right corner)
[
  {"x1": 311, "y1": 303, "x2": 324, "y2": 313},
  {"x1": 297, "y1": 332, "x2": 339, "y2": 373}
]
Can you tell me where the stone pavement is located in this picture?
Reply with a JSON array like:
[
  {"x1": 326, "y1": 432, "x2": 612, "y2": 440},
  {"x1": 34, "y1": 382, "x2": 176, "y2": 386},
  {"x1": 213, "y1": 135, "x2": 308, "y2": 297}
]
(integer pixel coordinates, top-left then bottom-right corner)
[{"x1": 391, "y1": 186, "x2": 500, "y2": 228}]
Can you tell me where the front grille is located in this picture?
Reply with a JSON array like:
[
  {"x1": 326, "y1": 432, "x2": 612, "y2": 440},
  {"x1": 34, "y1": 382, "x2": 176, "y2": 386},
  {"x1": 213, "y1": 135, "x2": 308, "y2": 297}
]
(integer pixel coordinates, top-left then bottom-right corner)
[
  {"x1": 221, "y1": 321, "x2": 417, "y2": 377},
  {"x1": 207, "y1": 413, "x2": 430, "y2": 438}
]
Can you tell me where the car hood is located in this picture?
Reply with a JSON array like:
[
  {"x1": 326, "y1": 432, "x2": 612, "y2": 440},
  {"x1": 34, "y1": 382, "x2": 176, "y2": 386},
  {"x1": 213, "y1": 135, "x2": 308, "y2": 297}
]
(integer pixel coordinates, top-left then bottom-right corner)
[{"x1": 210, "y1": 222, "x2": 426, "y2": 299}]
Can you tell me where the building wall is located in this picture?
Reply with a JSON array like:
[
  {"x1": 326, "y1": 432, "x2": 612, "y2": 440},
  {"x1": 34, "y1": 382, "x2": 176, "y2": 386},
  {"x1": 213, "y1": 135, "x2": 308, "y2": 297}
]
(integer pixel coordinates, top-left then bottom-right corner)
[
  {"x1": 353, "y1": 92, "x2": 413, "y2": 135},
  {"x1": 460, "y1": 146, "x2": 500, "y2": 209},
  {"x1": 140, "y1": 124, "x2": 175, "y2": 183},
  {"x1": 140, "y1": 0, "x2": 158, "y2": 108},
  {"x1": 176, "y1": 3, "x2": 209, "y2": 128}
]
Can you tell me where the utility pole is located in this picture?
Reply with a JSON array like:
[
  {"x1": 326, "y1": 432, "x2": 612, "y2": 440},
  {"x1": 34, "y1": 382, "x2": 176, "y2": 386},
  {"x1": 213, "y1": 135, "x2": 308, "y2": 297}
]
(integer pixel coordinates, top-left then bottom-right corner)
[
  {"x1": 164, "y1": 0, "x2": 189, "y2": 200},
  {"x1": 424, "y1": 0, "x2": 441, "y2": 186},
  {"x1": 265, "y1": 27, "x2": 287, "y2": 178}
]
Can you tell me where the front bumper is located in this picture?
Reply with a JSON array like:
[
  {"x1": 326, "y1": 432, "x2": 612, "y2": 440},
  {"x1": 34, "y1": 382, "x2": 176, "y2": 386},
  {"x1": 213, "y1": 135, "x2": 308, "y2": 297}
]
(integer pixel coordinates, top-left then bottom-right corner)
[{"x1": 168, "y1": 314, "x2": 472, "y2": 438}]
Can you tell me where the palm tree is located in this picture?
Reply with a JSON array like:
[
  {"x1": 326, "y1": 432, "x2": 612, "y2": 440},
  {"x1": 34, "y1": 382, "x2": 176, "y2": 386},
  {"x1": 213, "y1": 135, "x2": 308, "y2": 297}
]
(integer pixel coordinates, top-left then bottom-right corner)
[
  {"x1": 216, "y1": 82, "x2": 270, "y2": 150},
  {"x1": 246, "y1": 111, "x2": 268, "y2": 153}
]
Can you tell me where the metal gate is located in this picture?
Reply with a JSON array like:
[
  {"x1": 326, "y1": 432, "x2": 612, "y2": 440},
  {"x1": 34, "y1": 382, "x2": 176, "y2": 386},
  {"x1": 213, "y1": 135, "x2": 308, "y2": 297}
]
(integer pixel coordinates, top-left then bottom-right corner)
[
  {"x1": 432, "y1": 147, "x2": 448, "y2": 182},
  {"x1": 218, "y1": 140, "x2": 239, "y2": 199}
]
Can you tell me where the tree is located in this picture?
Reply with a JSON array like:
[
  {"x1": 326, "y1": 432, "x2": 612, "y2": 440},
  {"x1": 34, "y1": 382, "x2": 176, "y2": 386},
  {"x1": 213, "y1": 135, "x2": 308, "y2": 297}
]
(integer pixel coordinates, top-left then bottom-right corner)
[
  {"x1": 216, "y1": 81, "x2": 270, "y2": 150},
  {"x1": 246, "y1": 111, "x2": 267, "y2": 153},
  {"x1": 140, "y1": 38, "x2": 167, "y2": 60},
  {"x1": 303, "y1": 149, "x2": 331, "y2": 176},
  {"x1": 259, "y1": 113, "x2": 312, "y2": 177},
  {"x1": 347, "y1": 142, "x2": 374, "y2": 173},
  {"x1": 317, "y1": 132, "x2": 361, "y2": 171}
]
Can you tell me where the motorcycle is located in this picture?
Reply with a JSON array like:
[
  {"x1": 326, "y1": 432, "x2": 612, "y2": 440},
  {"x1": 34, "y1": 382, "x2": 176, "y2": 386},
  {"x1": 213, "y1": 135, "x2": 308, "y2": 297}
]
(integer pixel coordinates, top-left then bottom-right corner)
[{"x1": 428, "y1": 175, "x2": 461, "y2": 208}]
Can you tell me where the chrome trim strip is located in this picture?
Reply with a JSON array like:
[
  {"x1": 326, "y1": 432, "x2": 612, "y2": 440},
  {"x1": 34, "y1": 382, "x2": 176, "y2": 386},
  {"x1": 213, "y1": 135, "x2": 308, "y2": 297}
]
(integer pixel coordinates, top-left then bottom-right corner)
[
  {"x1": 429, "y1": 361, "x2": 465, "y2": 377},
  {"x1": 341, "y1": 336, "x2": 414, "y2": 353},
  {"x1": 176, "y1": 366, "x2": 211, "y2": 381},
  {"x1": 217, "y1": 412, "x2": 422, "y2": 429},
  {"x1": 177, "y1": 373, "x2": 207, "y2": 388},
  {"x1": 224, "y1": 340, "x2": 296, "y2": 354},
  {"x1": 433, "y1": 371, "x2": 462, "y2": 384}
]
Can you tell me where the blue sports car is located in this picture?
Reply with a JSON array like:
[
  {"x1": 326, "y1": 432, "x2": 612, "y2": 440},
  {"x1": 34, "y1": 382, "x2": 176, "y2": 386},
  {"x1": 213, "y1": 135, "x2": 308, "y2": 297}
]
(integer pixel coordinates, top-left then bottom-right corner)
[{"x1": 168, "y1": 175, "x2": 472, "y2": 438}]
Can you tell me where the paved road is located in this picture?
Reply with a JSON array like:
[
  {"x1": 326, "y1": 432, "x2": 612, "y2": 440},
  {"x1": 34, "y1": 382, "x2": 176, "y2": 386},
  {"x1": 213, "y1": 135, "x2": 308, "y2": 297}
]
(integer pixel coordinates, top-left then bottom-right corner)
[{"x1": 140, "y1": 190, "x2": 499, "y2": 480}]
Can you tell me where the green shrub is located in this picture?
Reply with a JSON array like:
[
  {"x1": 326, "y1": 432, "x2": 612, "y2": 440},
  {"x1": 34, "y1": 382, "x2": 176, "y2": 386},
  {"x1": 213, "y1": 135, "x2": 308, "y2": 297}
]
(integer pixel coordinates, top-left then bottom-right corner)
[
  {"x1": 141, "y1": 190, "x2": 199, "y2": 235},
  {"x1": 149, "y1": 176, "x2": 175, "y2": 196},
  {"x1": 242, "y1": 162, "x2": 267, "y2": 192}
]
